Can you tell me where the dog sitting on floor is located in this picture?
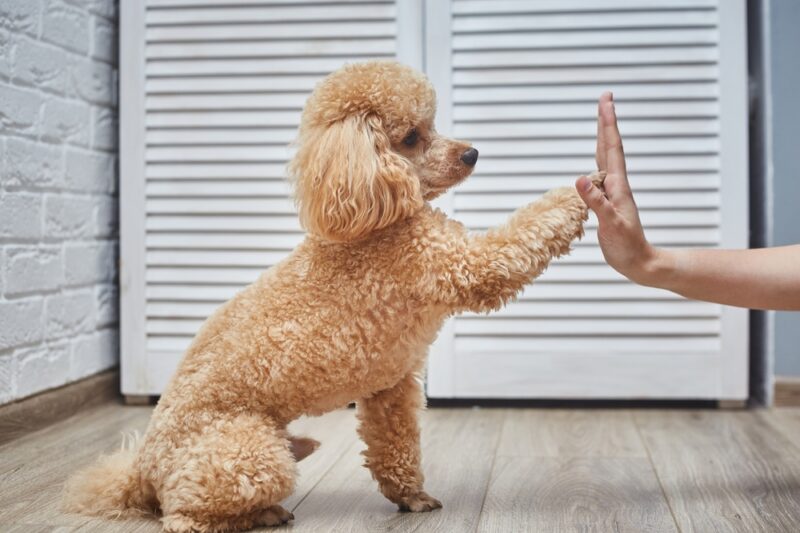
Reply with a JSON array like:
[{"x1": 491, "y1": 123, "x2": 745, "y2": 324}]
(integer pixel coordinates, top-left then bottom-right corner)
[{"x1": 63, "y1": 61, "x2": 603, "y2": 532}]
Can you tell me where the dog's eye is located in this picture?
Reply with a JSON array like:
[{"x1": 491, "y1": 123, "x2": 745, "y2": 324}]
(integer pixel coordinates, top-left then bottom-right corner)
[{"x1": 403, "y1": 129, "x2": 418, "y2": 147}]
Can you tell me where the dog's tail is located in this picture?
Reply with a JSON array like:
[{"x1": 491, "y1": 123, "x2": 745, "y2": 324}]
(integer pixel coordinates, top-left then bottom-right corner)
[{"x1": 61, "y1": 432, "x2": 151, "y2": 519}]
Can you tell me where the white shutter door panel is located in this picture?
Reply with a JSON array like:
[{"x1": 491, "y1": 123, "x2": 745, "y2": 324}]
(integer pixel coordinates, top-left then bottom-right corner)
[
  {"x1": 425, "y1": 0, "x2": 748, "y2": 400},
  {"x1": 122, "y1": 0, "x2": 418, "y2": 394}
]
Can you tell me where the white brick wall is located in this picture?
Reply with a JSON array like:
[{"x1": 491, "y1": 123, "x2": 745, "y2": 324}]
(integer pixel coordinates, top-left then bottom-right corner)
[{"x1": 0, "y1": 0, "x2": 118, "y2": 405}]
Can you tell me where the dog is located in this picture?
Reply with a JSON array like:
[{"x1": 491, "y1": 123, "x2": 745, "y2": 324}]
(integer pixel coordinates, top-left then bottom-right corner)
[{"x1": 63, "y1": 61, "x2": 602, "y2": 532}]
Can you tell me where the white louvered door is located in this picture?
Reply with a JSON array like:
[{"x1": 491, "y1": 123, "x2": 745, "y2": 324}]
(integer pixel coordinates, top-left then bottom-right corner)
[
  {"x1": 425, "y1": 0, "x2": 749, "y2": 399},
  {"x1": 122, "y1": 0, "x2": 748, "y2": 400},
  {"x1": 120, "y1": 0, "x2": 423, "y2": 395}
]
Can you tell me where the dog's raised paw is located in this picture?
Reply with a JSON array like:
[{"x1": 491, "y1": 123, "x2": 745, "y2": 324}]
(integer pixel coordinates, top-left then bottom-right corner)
[
  {"x1": 590, "y1": 170, "x2": 607, "y2": 186},
  {"x1": 398, "y1": 491, "x2": 443, "y2": 513},
  {"x1": 258, "y1": 505, "x2": 294, "y2": 527}
]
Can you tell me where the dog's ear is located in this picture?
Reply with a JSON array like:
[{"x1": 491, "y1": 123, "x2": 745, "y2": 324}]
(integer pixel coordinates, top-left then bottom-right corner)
[{"x1": 289, "y1": 114, "x2": 423, "y2": 242}]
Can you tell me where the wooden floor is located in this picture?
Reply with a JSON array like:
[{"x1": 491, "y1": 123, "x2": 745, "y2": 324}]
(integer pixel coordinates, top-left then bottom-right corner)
[{"x1": 3, "y1": 404, "x2": 800, "y2": 532}]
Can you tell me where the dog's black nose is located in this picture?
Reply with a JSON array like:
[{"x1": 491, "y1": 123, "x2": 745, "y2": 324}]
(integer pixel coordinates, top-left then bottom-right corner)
[{"x1": 460, "y1": 148, "x2": 479, "y2": 166}]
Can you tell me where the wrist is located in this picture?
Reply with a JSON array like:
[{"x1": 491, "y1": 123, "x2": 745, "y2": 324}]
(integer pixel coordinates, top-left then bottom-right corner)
[{"x1": 630, "y1": 246, "x2": 674, "y2": 288}]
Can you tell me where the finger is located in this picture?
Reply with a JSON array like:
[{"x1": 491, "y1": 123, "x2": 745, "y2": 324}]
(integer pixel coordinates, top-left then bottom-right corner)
[
  {"x1": 599, "y1": 99, "x2": 627, "y2": 178},
  {"x1": 595, "y1": 92, "x2": 612, "y2": 170},
  {"x1": 576, "y1": 175, "x2": 615, "y2": 222},
  {"x1": 598, "y1": 99, "x2": 634, "y2": 202}
]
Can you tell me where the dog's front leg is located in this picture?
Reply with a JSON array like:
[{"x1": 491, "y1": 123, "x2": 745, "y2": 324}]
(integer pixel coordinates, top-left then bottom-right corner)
[
  {"x1": 356, "y1": 372, "x2": 441, "y2": 512},
  {"x1": 442, "y1": 175, "x2": 603, "y2": 313}
]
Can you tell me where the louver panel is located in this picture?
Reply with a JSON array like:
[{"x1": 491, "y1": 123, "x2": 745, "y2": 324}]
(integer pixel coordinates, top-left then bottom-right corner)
[
  {"x1": 142, "y1": 0, "x2": 399, "y2": 357},
  {"x1": 431, "y1": 0, "x2": 742, "y2": 398},
  {"x1": 123, "y1": 0, "x2": 747, "y2": 399}
]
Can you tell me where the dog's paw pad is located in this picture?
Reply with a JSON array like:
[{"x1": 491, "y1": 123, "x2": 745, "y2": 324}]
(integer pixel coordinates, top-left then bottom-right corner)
[{"x1": 398, "y1": 492, "x2": 443, "y2": 513}]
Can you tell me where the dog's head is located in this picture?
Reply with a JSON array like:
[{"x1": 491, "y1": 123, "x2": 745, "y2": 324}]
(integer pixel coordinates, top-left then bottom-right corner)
[{"x1": 289, "y1": 61, "x2": 477, "y2": 242}]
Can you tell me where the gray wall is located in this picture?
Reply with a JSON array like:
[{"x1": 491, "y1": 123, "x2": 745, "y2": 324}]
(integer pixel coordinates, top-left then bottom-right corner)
[
  {"x1": 768, "y1": 0, "x2": 800, "y2": 376},
  {"x1": 769, "y1": 0, "x2": 800, "y2": 376},
  {"x1": 0, "y1": 0, "x2": 119, "y2": 404}
]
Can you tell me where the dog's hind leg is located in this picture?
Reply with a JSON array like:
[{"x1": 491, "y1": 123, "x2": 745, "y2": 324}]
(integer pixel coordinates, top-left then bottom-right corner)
[
  {"x1": 357, "y1": 372, "x2": 442, "y2": 512},
  {"x1": 158, "y1": 413, "x2": 297, "y2": 532}
]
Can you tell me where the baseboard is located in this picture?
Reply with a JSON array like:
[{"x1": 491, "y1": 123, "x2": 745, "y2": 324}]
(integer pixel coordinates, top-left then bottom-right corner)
[
  {"x1": 774, "y1": 377, "x2": 800, "y2": 407},
  {"x1": 0, "y1": 369, "x2": 120, "y2": 446}
]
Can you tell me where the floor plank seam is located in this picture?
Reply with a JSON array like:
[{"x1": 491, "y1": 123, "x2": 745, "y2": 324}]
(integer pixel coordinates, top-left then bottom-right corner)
[
  {"x1": 289, "y1": 437, "x2": 360, "y2": 514},
  {"x1": 632, "y1": 412, "x2": 683, "y2": 533},
  {"x1": 470, "y1": 409, "x2": 507, "y2": 533}
]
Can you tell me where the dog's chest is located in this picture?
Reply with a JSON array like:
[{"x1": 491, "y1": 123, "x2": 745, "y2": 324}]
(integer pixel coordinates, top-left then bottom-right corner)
[{"x1": 300, "y1": 305, "x2": 445, "y2": 413}]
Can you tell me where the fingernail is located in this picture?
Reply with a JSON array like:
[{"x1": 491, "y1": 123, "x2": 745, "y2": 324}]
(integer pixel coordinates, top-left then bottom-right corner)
[{"x1": 579, "y1": 176, "x2": 592, "y2": 191}]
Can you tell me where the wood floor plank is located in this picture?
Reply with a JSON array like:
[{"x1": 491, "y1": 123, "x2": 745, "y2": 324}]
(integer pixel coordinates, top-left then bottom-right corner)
[
  {"x1": 6, "y1": 524, "x2": 77, "y2": 533},
  {"x1": 635, "y1": 410, "x2": 800, "y2": 533},
  {"x1": 403, "y1": 408, "x2": 506, "y2": 533},
  {"x1": 6, "y1": 405, "x2": 800, "y2": 532},
  {"x1": 289, "y1": 408, "x2": 505, "y2": 533},
  {"x1": 496, "y1": 409, "x2": 647, "y2": 458},
  {"x1": 0, "y1": 406, "x2": 358, "y2": 532},
  {"x1": 479, "y1": 409, "x2": 677, "y2": 532},
  {"x1": 761, "y1": 408, "x2": 800, "y2": 443},
  {"x1": 282, "y1": 409, "x2": 359, "y2": 511},
  {"x1": 477, "y1": 456, "x2": 678, "y2": 533},
  {"x1": 0, "y1": 404, "x2": 152, "y2": 528}
]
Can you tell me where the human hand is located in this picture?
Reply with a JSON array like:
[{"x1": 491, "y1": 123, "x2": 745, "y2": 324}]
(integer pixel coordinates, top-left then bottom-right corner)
[{"x1": 575, "y1": 92, "x2": 664, "y2": 286}]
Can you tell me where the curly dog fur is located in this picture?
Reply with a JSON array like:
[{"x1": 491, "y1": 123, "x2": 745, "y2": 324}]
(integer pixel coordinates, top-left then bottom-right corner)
[{"x1": 63, "y1": 61, "x2": 602, "y2": 532}]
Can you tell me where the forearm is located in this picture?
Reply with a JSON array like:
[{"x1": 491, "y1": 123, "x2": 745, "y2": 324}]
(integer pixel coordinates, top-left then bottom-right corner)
[{"x1": 636, "y1": 245, "x2": 800, "y2": 310}]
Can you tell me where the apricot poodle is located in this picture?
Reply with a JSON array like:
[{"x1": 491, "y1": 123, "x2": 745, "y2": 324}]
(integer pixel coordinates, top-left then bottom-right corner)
[{"x1": 63, "y1": 61, "x2": 602, "y2": 532}]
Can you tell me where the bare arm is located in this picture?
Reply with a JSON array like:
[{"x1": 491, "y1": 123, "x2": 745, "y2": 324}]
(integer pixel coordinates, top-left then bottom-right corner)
[
  {"x1": 576, "y1": 92, "x2": 800, "y2": 311},
  {"x1": 644, "y1": 246, "x2": 800, "y2": 311}
]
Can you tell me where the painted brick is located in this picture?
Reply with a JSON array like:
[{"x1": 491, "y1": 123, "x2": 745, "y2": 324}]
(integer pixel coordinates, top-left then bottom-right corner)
[
  {"x1": 5, "y1": 136, "x2": 64, "y2": 189},
  {"x1": 64, "y1": 148, "x2": 115, "y2": 193},
  {"x1": 91, "y1": 105, "x2": 116, "y2": 151},
  {"x1": 0, "y1": 297, "x2": 44, "y2": 351},
  {"x1": 0, "y1": 0, "x2": 118, "y2": 405},
  {"x1": 95, "y1": 283, "x2": 117, "y2": 327},
  {"x1": 45, "y1": 194, "x2": 95, "y2": 239},
  {"x1": 13, "y1": 36, "x2": 69, "y2": 94},
  {"x1": 70, "y1": 328, "x2": 117, "y2": 380},
  {"x1": 64, "y1": 241, "x2": 116, "y2": 286},
  {"x1": 0, "y1": 84, "x2": 42, "y2": 137},
  {"x1": 65, "y1": 0, "x2": 116, "y2": 22},
  {"x1": 42, "y1": 97, "x2": 91, "y2": 146},
  {"x1": 0, "y1": 0, "x2": 42, "y2": 36},
  {"x1": 46, "y1": 289, "x2": 94, "y2": 339},
  {"x1": 94, "y1": 194, "x2": 117, "y2": 237},
  {"x1": 70, "y1": 57, "x2": 114, "y2": 106},
  {"x1": 0, "y1": 354, "x2": 15, "y2": 404},
  {"x1": 42, "y1": 0, "x2": 90, "y2": 55},
  {"x1": 0, "y1": 192, "x2": 42, "y2": 240},
  {"x1": 91, "y1": 16, "x2": 115, "y2": 63},
  {"x1": 15, "y1": 342, "x2": 70, "y2": 398},
  {"x1": 0, "y1": 29, "x2": 12, "y2": 79},
  {"x1": 4, "y1": 245, "x2": 63, "y2": 296}
]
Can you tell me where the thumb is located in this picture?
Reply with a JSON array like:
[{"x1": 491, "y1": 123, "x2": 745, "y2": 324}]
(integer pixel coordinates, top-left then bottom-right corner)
[{"x1": 576, "y1": 176, "x2": 614, "y2": 223}]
